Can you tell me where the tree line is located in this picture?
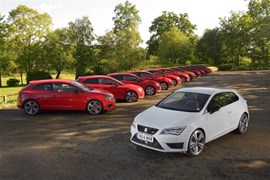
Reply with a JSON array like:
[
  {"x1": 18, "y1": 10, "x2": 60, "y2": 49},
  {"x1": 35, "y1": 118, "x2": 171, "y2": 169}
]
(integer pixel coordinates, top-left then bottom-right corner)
[{"x1": 0, "y1": 0, "x2": 269, "y2": 86}]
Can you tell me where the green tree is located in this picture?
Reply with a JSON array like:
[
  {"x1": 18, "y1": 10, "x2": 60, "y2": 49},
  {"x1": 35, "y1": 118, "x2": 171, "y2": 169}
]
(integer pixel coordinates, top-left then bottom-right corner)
[
  {"x1": 0, "y1": 14, "x2": 14, "y2": 87},
  {"x1": 219, "y1": 11, "x2": 253, "y2": 65},
  {"x1": 42, "y1": 28, "x2": 75, "y2": 79},
  {"x1": 147, "y1": 11, "x2": 197, "y2": 56},
  {"x1": 112, "y1": 0, "x2": 143, "y2": 70},
  {"x1": 8, "y1": 5, "x2": 52, "y2": 82},
  {"x1": 158, "y1": 27, "x2": 192, "y2": 65},
  {"x1": 68, "y1": 16, "x2": 95, "y2": 78},
  {"x1": 196, "y1": 28, "x2": 221, "y2": 65},
  {"x1": 248, "y1": 0, "x2": 270, "y2": 67}
]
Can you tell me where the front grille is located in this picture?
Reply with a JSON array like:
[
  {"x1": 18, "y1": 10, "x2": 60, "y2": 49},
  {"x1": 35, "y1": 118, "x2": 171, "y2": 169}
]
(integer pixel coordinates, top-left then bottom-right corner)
[
  {"x1": 132, "y1": 134, "x2": 164, "y2": 150},
  {"x1": 137, "y1": 125, "x2": 159, "y2": 135}
]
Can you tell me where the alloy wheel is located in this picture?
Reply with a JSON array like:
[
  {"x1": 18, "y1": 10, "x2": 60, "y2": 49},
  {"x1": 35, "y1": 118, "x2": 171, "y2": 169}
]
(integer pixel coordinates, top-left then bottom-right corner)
[
  {"x1": 188, "y1": 129, "x2": 205, "y2": 156},
  {"x1": 160, "y1": 82, "x2": 168, "y2": 90},
  {"x1": 87, "y1": 100, "x2": 103, "y2": 115},
  {"x1": 125, "y1": 91, "x2": 137, "y2": 102},
  {"x1": 237, "y1": 113, "x2": 249, "y2": 134},
  {"x1": 24, "y1": 100, "x2": 40, "y2": 115},
  {"x1": 145, "y1": 86, "x2": 155, "y2": 96}
]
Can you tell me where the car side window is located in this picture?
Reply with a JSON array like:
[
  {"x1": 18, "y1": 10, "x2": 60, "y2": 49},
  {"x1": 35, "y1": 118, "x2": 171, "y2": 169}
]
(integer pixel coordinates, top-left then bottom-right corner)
[
  {"x1": 209, "y1": 92, "x2": 239, "y2": 108},
  {"x1": 32, "y1": 83, "x2": 53, "y2": 91},
  {"x1": 112, "y1": 75, "x2": 123, "y2": 81},
  {"x1": 99, "y1": 78, "x2": 114, "y2": 85},
  {"x1": 124, "y1": 75, "x2": 137, "y2": 81},
  {"x1": 53, "y1": 83, "x2": 77, "y2": 93},
  {"x1": 83, "y1": 78, "x2": 99, "y2": 84},
  {"x1": 209, "y1": 93, "x2": 226, "y2": 108},
  {"x1": 224, "y1": 92, "x2": 239, "y2": 105},
  {"x1": 141, "y1": 72, "x2": 152, "y2": 78},
  {"x1": 132, "y1": 72, "x2": 141, "y2": 77}
]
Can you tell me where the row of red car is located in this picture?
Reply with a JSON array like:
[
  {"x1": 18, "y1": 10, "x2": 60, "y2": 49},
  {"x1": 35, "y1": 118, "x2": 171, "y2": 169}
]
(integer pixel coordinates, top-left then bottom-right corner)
[{"x1": 17, "y1": 65, "x2": 212, "y2": 115}]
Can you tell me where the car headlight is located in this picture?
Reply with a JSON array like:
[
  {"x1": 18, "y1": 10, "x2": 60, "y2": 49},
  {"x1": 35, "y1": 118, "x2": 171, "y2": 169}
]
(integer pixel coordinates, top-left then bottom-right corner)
[
  {"x1": 160, "y1": 127, "x2": 186, "y2": 135},
  {"x1": 156, "y1": 83, "x2": 160, "y2": 86},
  {"x1": 169, "y1": 79, "x2": 172, "y2": 82},
  {"x1": 176, "y1": 77, "x2": 180, "y2": 80},
  {"x1": 105, "y1": 95, "x2": 113, "y2": 101},
  {"x1": 138, "y1": 88, "x2": 143, "y2": 92}
]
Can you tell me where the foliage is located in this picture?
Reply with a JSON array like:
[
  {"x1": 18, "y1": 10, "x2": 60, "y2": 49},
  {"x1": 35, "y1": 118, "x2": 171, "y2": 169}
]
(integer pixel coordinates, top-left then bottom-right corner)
[
  {"x1": 6, "y1": 78, "x2": 20, "y2": 87},
  {"x1": 8, "y1": 5, "x2": 52, "y2": 75},
  {"x1": 26, "y1": 71, "x2": 52, "y2": 83},
  {"x1": 69, "y1": 16, "x2": 96, "y2": 78},
  {"x1": 158, "y1": 27, "x2": 193, "y2": 65},
  {"x1": 147, "y1": 11, "x2": 197, "y2": 56},
  {"x1": 42, "y1": 28, "x2": 75, "y2": 79}
]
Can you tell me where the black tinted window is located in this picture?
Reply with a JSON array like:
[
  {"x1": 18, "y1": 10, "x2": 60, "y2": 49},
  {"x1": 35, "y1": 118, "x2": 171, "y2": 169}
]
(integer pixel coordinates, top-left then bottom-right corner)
[
  {"x1": 132, "y1": 72, "x2": 141, "y2": 77},
  {"x1": 209, "y1": 92, "x2": 239, "y2": 108},
  {"x1": 32, "y1": 83, "x2": 53, "y2": 91},
  {"x1": 99, "y1": 78, "x2": 115, "y2": 85},
  {"x1": 140, "y1": 72, "x2": 153, "y2": 78},
  {"x1": 111, "y1": 75, "x2": 123, "y2": 80},
  {"x1": 124, "y1": 75, "x2": 138, "y2": 81},
  {"x1": 83, "y1": 78, "x2": 99, "y2": 84}
]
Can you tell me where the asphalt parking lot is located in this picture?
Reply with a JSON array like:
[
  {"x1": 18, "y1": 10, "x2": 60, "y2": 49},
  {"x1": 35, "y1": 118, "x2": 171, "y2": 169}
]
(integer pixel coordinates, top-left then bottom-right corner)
[{"x1": 0, "y1": 70, "x2": 270, "y2": 179}]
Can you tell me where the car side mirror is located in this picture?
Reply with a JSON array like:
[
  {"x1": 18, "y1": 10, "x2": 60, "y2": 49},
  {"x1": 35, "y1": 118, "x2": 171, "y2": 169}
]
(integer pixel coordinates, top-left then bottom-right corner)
[{"x1": 207, "y1": 103, "x2": 220, "y2": 114}]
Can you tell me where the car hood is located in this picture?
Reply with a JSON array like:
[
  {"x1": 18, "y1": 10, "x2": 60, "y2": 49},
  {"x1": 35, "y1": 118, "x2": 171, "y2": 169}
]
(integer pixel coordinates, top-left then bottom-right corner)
[
  {"x1": 134, "y1": 106, "x2": 197, "y2": 129},
  {"x1": 123, "y1": 83, "x2": 142, "y2": 90},
  {"x1": 91, "y1": 89, "x2": 114, "y2": 97}
]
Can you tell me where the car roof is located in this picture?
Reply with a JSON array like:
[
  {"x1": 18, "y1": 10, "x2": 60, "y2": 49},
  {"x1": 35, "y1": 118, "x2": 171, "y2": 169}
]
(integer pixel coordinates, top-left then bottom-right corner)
[
  {"x1": 78, "y1": 75, "x2": 111, "y2": 79},
  {"x1": 30, "y1": 79, "x2": 73, "y2": 84},
  {"x1": 176, "y1": 87, "x2": 237, "y2": 95}
]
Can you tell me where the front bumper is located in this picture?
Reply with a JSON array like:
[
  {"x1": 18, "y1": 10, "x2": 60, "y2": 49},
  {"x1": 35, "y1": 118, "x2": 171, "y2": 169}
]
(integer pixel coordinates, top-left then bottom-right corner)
[{"x1": 130, "y1": 124, "x2": 190, "y2": 153}]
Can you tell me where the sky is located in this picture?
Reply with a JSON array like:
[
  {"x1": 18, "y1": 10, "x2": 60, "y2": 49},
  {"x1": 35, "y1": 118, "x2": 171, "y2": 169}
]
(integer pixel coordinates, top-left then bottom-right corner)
[{"x1": 0, "y1": 0, "x2": 249, "y2": 47}]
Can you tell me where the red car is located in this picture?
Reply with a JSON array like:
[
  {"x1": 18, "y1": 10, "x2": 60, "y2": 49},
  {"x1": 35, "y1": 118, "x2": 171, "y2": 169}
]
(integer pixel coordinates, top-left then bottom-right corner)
[
  {"x1": 146, "y1": 69, "x2": 181, "y2": 87},
  {"x1": 170, "y1": 67, "x2": 197, "y2": 80},
  {"x1": 108, "y1": 73, "x2": 161, "y2": 96},
  {"x1": 157, "y1": 68, "x2": 190, "y2": 83},
  {"x1": 17, "y1": 79, "x2": 115, "y2": 115},
  {"x1": 179, "y1": 66, "x2": 202, "y2": 77},
  {"x1": 130, "y1": 71, "x2": 174, "y2": 90},
  {"x1": 77, "y1": 75, "x2": 145, "y2": 102}
]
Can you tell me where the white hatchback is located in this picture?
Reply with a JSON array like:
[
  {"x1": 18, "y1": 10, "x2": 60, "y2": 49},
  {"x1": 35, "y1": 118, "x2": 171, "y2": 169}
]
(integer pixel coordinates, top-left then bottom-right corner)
[{"x1": 130, "y1": 87, "x2": 249, "y2": 156}]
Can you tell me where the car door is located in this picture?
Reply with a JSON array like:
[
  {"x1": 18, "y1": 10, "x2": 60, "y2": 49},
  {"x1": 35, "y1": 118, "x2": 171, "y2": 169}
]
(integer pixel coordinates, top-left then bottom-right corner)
[
  {"x1": 82, "y1": 78, "x2": 101, "y2": 90},
  {"x1": 98, "y1": 78, "x2": 123, "y2": 99},
  {"x1": 203, "y1": 93, "x2": 232, "y2": 141},
  {"x1": 32, "y1": 83, "x2": 54, "y2": 109},
  {"x1": 122, "y1": 75, "x2": 140, "y2": 86},
  {"x1": 53, "y1": 82, "x2": 86, "y2": 110}
]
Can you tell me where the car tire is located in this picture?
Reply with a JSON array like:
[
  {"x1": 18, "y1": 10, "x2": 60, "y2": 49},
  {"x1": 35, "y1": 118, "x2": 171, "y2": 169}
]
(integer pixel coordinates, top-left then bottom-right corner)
[
  {"x1": 172, "y1": 79, "x2": 177, "y2": 86},
  {"x1": 23, "y1": 100, "x2": 40, "y2": 115},
  {"x1": 125, "y1": 91, "x2": 138, "y2": 102},
  {"x1": 187, "y1": 129, "x2": 205, "y2": 156},
  {"x1": 236, "y1": 113, "x2": 249, "y2": 134},
  {"x1": 160, "y1": 82, "x2": 168, "y2": 90},
  {"x1": 87, "y1": 100, "x2": 103, "y2": 115},
  {"x1": 145, "y1": 86, "x2": 156, "y2": 96},
  {"x1": 181, "y1": 77, "x2": 186, "y2": 83}
]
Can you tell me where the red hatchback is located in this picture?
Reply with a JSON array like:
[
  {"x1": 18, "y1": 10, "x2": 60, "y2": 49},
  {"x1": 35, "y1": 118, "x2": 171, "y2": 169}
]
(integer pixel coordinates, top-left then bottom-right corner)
[
  {"x1": 146, "y1": 69, "x2": 181, "y2": 87},
  {"x1": 17, "y1": 79, "x2": 115, "y2": 115},
  {"x1": 77, "y1": 75, "x2": 145, "y2": 102},
  {"x1": 108, "y1": 73, "x2": 161, "y2": 96},
  {"x1": 130, "y1": 71, "x2": 174, "y2": 90},
  {"x1": 157, "y1": 68, "x2": 190, "y2": 83}
]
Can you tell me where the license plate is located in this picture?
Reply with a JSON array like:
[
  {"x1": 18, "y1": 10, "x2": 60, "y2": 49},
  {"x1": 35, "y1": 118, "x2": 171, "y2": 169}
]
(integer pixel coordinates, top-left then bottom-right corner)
[{"x1": 137, "y1": 132, "x2": 153, "y2": 143}]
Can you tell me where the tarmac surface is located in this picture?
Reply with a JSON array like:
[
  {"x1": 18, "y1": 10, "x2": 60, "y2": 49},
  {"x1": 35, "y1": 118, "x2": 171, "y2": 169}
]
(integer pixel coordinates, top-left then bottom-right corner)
[{"x1": 0, "y1": 70, "x2": 269, "y2": 179}]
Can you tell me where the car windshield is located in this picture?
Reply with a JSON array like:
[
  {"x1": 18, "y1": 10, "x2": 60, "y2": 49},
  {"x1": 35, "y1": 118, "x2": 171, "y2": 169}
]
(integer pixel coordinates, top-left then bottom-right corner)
[
  {"x1": 71, "y1": 81, "x2": 93, "y2": 92},
  {"x1": 156, "y1": 91, "x2": 210, "y2": 112}
]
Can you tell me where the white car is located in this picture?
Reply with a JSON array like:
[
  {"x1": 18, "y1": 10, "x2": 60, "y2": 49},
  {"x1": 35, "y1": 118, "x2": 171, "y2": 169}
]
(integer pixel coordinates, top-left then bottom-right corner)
[{"x1": 130, "y1": 87, "x2": 249, "y2": 156}]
